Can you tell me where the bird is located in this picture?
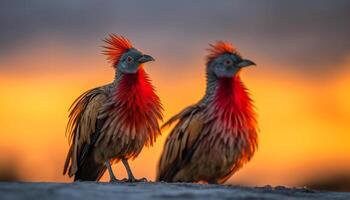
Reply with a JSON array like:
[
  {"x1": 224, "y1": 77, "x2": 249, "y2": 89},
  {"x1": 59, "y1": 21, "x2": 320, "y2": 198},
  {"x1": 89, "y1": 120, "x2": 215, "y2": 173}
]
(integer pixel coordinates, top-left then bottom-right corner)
[
  {"x1": 157, "y1": 41, "x2": 258, "y2": 184},
  {"x1": 63, "y1": 34, "x2": 163, "y2": 182}
]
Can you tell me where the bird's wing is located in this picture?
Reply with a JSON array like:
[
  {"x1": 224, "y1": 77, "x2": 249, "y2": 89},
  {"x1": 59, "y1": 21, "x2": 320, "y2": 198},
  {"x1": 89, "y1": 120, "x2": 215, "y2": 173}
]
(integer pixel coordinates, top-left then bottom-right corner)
[
  {"x1": 161, "y1": 105, "x2": 197, "y2": 129},
  {"x1": 63, "y1": 86, "x2": 108, "y2": 176},
  {"x1": 157, "y1": 106, "x2": 204, "y2": 181}
]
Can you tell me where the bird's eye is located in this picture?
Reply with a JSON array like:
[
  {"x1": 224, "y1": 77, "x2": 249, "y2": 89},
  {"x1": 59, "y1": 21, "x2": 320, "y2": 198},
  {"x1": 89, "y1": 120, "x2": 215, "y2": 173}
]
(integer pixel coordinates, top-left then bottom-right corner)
[
  {"x1": 126, "y1": 56, "x2": 133, "y2": 63},
  {"x1": 225, "y1": 59, "x2": 233, "y2": 65}
]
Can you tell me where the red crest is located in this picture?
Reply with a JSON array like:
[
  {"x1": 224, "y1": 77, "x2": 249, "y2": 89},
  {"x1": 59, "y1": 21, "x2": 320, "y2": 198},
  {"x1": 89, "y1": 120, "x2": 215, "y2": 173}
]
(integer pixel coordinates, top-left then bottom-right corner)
[
  {"x1": 206, "y1": 41, "x2": 240, "y2": 64},
  {"x1": 102, "y1": 34, "x2": 133, "y2": 65}
]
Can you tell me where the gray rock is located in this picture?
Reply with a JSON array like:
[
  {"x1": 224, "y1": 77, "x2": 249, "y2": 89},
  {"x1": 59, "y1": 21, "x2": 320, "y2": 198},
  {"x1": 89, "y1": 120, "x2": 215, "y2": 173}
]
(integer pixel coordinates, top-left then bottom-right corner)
[{"x1": 0, "y1": 182, "x2": 349, "y2": 200}]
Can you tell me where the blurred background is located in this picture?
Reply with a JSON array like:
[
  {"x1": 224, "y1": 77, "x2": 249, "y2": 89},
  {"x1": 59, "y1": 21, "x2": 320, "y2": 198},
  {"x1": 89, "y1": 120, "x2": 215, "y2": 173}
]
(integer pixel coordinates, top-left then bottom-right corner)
[{"x1": 0, "y1": 0, "x2": 350, "y2": 192}]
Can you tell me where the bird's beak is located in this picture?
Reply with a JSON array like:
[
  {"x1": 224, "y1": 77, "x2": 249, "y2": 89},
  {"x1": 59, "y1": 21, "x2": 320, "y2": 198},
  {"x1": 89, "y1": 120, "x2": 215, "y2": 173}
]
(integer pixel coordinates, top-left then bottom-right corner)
[
  {"x1": 236, "y1": 59, "x2": 256, "y2": 68},
  {"x1": 138, "y1": 54, "x2": 155, "y2": 63}
]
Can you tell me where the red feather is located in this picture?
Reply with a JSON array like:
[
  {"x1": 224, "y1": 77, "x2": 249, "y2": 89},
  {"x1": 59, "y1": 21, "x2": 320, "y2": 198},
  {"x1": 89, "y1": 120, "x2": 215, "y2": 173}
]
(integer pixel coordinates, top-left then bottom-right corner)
[
  {"x1": 214, "y1": 75, "x2": 257, "y2": 131},
  {"x1": 102, "y1": 34, "x2": 133, "y2": 65},
  {"x1": 112, "y1": 67, "x2": 163, "y2": 146},
  {"x1": 212, "y1": 75, "x2": 258, "y2": 162},
  {"x1": 206, "y1": 41, "x2": 240, "y2": 64}
]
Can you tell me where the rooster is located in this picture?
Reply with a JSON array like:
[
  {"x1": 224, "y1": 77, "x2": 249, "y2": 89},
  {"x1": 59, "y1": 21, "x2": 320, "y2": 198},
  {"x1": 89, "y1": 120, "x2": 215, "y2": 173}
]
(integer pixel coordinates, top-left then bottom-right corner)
[
  {"x1": 157, "y1": 41, "x2": 257, "y2": 184},
  {"x1": 63, "y1": 34, "x2": 163, "y2": 182}
]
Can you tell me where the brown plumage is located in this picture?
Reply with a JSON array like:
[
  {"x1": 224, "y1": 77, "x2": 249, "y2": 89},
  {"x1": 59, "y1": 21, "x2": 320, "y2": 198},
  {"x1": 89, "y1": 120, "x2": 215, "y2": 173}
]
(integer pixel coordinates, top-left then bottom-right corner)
[
  {"x1": 157, "y1": 41, "x2": 258, "y2": 184},
  {"x1": 63, "y1": 35, "x2": 163, "y2": 182}
]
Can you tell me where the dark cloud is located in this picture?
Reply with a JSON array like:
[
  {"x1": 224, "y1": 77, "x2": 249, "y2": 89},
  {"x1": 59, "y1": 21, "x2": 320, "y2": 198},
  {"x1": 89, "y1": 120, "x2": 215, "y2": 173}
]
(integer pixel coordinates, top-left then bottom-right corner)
[{"x1": 0, "y1": 0, "x2": 349, "y2": 74}]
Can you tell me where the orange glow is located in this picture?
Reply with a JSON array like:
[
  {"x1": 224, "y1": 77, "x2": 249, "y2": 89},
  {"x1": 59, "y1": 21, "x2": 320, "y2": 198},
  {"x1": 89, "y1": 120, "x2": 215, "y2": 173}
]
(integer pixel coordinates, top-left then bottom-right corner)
[{"x1": 0, "y1": 43, "x2": 350, "y2": 186}]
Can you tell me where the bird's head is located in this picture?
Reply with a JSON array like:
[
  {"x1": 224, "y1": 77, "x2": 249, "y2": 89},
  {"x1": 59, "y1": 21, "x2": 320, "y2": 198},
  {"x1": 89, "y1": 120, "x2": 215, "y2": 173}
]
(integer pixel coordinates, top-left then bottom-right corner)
[
  {"x1": 206, "y1": 41, "x2": 255, "y2": 78},
  {"x1": 103, "y1": 34, "x2": 154, "y2": 74}
]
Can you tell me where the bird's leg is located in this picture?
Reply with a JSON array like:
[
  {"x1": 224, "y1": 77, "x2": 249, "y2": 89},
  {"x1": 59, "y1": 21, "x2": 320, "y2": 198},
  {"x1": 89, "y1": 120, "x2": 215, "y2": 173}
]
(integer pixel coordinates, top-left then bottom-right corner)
[
  {"x1": 121, "y1": 158, "x2": 147, "y2": 182},
  {"x1": 105, "y1": 161, "x2": 123, "y2": 183}
]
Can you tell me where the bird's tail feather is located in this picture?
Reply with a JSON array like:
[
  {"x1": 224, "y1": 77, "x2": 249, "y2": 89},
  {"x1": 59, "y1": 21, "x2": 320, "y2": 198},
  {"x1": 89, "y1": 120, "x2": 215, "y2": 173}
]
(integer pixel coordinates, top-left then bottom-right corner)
[{"x1": 74, "y1": 152, "x2": 106, "y2": 181}]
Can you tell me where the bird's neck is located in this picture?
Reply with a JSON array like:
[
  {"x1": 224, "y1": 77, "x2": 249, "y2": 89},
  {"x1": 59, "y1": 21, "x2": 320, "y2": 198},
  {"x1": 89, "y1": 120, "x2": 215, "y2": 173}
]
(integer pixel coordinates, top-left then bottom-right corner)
[
  {"x1": 201, "y1": 71, "x2": 218, "y2": 105},
  {"x1": 114, "y1": 68, "x2": 124, "y2": 84},
  {"x1": 201, "y1": 70, "x2": 255, "y2": 128},
  {"x1": 202, "y1": 71, "x2": 248, "y2": 105},
  {"x1": 113, "y1": 67, "x2": 162, "y2": 116},
  {"x1": 108, "y1": 68, "x2": 162, "y2": 146},
  {"x1": 112, "y1": 68, "x2": 159, "y2": 106}
]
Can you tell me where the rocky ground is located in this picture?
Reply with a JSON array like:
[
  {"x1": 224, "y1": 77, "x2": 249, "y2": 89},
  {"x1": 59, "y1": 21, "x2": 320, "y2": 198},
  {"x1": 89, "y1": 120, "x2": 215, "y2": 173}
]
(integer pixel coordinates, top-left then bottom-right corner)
[{"x1": 0, "y1": 181, "x2": 350, "y2": 200}]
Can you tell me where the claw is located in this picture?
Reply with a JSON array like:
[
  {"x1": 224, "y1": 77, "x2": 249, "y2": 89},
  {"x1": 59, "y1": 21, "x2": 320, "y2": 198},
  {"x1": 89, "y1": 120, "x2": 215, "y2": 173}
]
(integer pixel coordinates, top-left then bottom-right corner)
[
  {"x1": 127, "y1": 177, "x2": 148, "y2": 183},
  {"x1": 121, "y1": 158, "x2": 148, "y2": 183},
  {"x1": 109, "y1": 177, "x2": 125, "y2": 183},
  {"x1": 140, "y1": 177, "x2": 148, "y2": 182}
]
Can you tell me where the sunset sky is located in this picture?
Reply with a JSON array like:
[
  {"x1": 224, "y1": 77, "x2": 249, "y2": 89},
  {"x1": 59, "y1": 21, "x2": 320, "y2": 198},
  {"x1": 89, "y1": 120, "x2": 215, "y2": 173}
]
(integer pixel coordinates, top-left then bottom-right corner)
[{"x1": 0, "y1": 1, "x2": 350, "y2": 187}]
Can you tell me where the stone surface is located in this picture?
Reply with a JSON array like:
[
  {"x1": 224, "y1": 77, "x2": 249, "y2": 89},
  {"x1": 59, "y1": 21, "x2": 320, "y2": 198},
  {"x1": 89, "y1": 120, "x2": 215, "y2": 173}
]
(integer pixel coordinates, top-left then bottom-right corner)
[{"x1": 0, "y1": 182, "x2": 350, "y2": 200}]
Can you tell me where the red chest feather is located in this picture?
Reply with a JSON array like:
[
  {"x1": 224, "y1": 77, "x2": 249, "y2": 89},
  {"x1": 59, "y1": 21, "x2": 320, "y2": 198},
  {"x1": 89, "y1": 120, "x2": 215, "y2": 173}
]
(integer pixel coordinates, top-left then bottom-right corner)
[
  {"x1": 213, "y1": 76, "x2": 256, "y2": 130},
  {"x1": 112, "y1": 68, "x2": 162, "y2": 135}
]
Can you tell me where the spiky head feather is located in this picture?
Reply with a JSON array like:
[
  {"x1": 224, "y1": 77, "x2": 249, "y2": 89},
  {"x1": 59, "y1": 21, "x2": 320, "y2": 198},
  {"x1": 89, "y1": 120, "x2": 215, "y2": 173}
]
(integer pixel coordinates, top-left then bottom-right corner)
[
  {"x1": 102, "y1": 34, "x2": 133, "y2": 65},
  {"x1": 206, "y1": 41, "x2": 240, "y2": 64}
]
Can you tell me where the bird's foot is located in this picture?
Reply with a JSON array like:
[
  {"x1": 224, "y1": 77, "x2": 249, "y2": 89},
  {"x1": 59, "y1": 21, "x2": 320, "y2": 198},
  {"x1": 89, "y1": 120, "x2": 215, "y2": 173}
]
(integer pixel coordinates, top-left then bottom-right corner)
[
  {"x1": 126, "y1": 177, "x2": 148, "y2": 183},
  {"x1": 109, "y1": 177, "x2": 126, "y2": 183}
]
